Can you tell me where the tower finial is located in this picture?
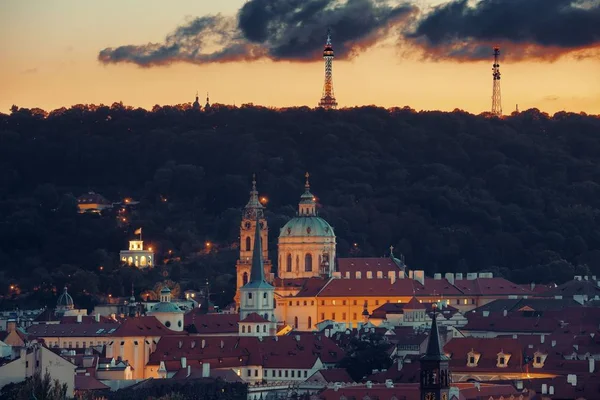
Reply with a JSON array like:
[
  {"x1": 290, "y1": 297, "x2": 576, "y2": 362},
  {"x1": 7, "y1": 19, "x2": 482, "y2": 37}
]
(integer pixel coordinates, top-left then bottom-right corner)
[
  {"x1": 305, "y1": 172, "x2": 310, "y2": 190},
  {"x1": 326, "y1": 28, "x2": 332, "y2": 46},
  {"x1": 389, "y1": 245, "x2": 394, "y2": 257},
  {"x1": 252, "y1": 173, "x2": 257, "y2": 191}
]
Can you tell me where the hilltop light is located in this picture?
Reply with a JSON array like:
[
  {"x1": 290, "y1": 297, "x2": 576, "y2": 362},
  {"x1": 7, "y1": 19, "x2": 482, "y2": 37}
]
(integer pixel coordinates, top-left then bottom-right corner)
[
  {"x1": 260, "y1": 196, "x2": 268, "y2": 204},
  {"x1": 124, "y1": 198, "x2": 131, "y2": 204},
  {"x1": 148, "y1": 247, "x2": 153, "y2": 252},
  {"x1": 205, "y1": 242, "x2": 212, "y2": 248}
]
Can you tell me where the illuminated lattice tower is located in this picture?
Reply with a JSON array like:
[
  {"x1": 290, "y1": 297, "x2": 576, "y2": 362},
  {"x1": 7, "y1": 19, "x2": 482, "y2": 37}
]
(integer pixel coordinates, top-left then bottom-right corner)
[
  {"x1": 318, "y1": 29, "x2": 338, "y2": 110},
  {"x1": 491, "y1": 47, "x2": 502, "y2": 116}
]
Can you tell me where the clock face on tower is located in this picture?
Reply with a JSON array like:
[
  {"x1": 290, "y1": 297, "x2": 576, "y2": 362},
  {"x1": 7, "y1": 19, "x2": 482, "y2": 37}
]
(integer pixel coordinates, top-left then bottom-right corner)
[
  {"x1": 259, "y1": 221, "x2": 265, "y2": 229},
  {"x1": 244, "y1": 222, "x2": 251, "y2": 230},
  {"x1": 425, "y1": 393, "x2": 436, "y2": 400}
]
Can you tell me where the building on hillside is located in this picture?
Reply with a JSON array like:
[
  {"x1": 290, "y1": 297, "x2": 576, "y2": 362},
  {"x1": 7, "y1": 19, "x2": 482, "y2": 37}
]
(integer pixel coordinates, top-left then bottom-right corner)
[
  {"x1": 77, "y1": 191, "x2": 113, "y2": 213},
  {"x1": 192, "y1": 91, "x2": 201, "y2": 110},
  {"x1": 120, "y1": 237, "x2": 154, "y2": 268},
  {"x1": 0, "y1": 342, "x2": 76, "y2": 397}
]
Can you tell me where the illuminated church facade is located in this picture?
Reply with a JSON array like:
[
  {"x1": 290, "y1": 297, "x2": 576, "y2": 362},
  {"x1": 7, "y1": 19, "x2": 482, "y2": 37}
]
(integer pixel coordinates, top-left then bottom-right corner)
[{"x1": 234, "y1": 175, "x2": 531, "y2": 332}]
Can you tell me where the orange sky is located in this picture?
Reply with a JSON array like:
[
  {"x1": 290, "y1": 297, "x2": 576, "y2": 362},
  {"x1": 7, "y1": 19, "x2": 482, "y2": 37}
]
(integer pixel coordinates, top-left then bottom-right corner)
[{"x1": 1, "y1": 0, "x2": 599, "y2": 115}]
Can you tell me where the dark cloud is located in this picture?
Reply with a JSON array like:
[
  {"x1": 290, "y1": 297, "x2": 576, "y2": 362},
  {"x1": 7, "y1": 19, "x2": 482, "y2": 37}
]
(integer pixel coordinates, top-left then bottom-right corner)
[
  {"x1": 98, "y1": 0, "x2": 416, "y2": 66},
  {"x1": 407, "y1": 0, "x2": 600, "y2": 61}
]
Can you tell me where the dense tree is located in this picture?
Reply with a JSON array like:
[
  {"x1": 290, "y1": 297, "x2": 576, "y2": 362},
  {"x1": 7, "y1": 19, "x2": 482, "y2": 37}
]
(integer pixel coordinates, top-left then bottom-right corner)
[{"x1": 1, "y1": 105, "x2": 600, "y2": 309}]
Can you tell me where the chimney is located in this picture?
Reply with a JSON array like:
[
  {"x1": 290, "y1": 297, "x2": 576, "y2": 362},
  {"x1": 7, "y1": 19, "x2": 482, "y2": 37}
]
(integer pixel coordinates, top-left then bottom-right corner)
[
  {"x1": 6, "y1": 320, "x2": 16, "y2": 333},
  {"x1": 530, "y1": 282, "x2": 535, "y2": 291},
  {"x1": 516, "y1": 380, "x2": 523, "y2": 390},
  {"x1": 503, "y1": 309, "x2": 507, "y2": 317},
  {"x1": 201, "y1": 339, "x2": 206, "y2": 349},
  {"x1": 455, "y1": 273, "x2": 463, "y2": 280},
  {"x1": 77, "y1": 314, "x2": 82, "y2": 323},
  {"x1": 467, "y1": 273, "x2": 478, "y2": 280},
  {"x1": 325, "y1": 329, "x2": 330, "y2": 337},
  {"x1": 95, "y1": 314, "x2": 100, "y2": 322},
  {"x1": 334, "y1": 383, "x2": 341, "y2": 392},
  {"x1": 413, "y1": 270, "x2": 425, "y2": 286},
  {"x1": 584, "y1": 275, "x2": 589, "y2": 281},
  {"x1": 483, "y1": 311, "x2": 490, "y2": 317},
  {"x1": 390, "y1": 273, "x2": 396, "y2": 285},
  {"x1": 589, "y1": 358, "x2": 595, "y2": 373},
  {"x1": 397, "y1": 359, "x2": 403, "y2": 371},
  {"x1": 567, "y1": 374, "x2": 577, "y2": 386},
  {"x1": 220, "y1": 340, "x2": 224, "y2": 349},
  {"x1": 385, "y1": 379, "x2": 393, "y2": 388},
  {"x1": 409, "y1": 270, "x2": 414, "y2": 279},
  {"x1": 541, "y1": 384, "x2": 547, "y2": 394},
  {"x1": 434, "y1": 273, "x2": 442, "y2": 280},
  {"x1": 356, "y1": 271, "x2": 362, "y2": 279},
  {"x1": 366, "y1": 381, "x2": 373, "y2": 389},
  {"x1": 551, "y1": 340, "x2": 556, "y2": 347},
  {"x1": 366, "y1": 271, "x2": 373, "y2": 279},
  {"x1": 191, "y1": 341, "x2": 196, "y2": 349},
  {"x1": 541, "y1": 335, "x2": 545, "y2": 343},
  {"x1": 474, "y1": 382, "x2": 480, "y2": 391},
  {"x1": 295, "y1": 335, "x2": 301, "y2": 341},
  {"x1": 186, "y1": 365, "x2": 191, "y2": 377},
  {"x1": 181, "y1": 357, "x2": 187, "y2": 368},
  {"x1": 202, "y1": 362, "x2": 210, "y2": 378},
  {"x1": 445, "y1": 273, "x2": 455, "y2": 285},
  {"x1": 549, "y1": 386, "x2": 554, "y2": 395}
]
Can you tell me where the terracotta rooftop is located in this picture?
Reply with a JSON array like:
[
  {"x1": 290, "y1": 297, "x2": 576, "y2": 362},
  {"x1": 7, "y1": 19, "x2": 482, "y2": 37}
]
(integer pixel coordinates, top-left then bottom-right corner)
[
  {"x1": 240, "y1": 313, "x2": 270, "y2": 323},
  {"x1": 60, "y1": 315, "x2": 116, "y2": 324},
  {"x1": 184, "y1": 311, "x2": 238, "y2": 335},
  {"x1": 538, "y1": 278, "x2": 600, "y2": 298},
  {"x1": 444, "y1": 337, "x2": 525, "y2": 372},
  {"x1": 337, "y1": 257, "x2": 404, "y2": 275},
  {"x1": 461, "y1": 312, "x2": 560, "y2": 333},
  {"x1": 74, "y1": 375, "x2": 110, "y2": 391},
  {"x1": 452, "y1": 277, "x2": 533, "y2": 296},
  {"x1": 27, "y1": 323, "x2": 119, "y2": 338},
  {"x1": 317, "y1": 278, "x2": 417, "y2": 297},
  {"x1": 472, "y1": 298, "x2": 582, "y2": 313},
  {"x1": 112, "y1": 316, "x2": 182, "y2": 337},
  {"x1": 316, "y1": 368, "x2": 354, "y2": 383},
  {"x1": 318, "y1": 383, "x2": 420, "y2": 400}
]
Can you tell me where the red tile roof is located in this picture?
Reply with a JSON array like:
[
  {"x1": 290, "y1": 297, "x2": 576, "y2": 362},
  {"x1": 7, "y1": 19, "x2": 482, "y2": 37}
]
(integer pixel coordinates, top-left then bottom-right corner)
[
  {"x1": 524, "y1": 374, "x2": 600, "y2": 400},
  {"x1": 444, "y1": 337, "x2": 525, "y2": 372},
  {"x1": 461, "y1": 312, "x2": 560, "y2": 333},
  {"x1": 318, "y1": 383, "x2": 420, "y2": 400},
  {"x1": 184, "y1": 311, "x2": 238, "y2": 335},
  {"x1": 74, "y1": 375, "x2": 110, "y2": 391},
  {"x1": 368, "y1": 360, "x2": 421, "y2": 383},
  {"x1": 27, "y1": 323, "x2": 118, "y2": 338},
  {"x1": 148, "y1": 334, "x2": 343, "y2": 370},
  {"x1": 414, "y1": 278, "x2": 463, "y2": 296},
  {"x1": 317, "y1": 278, "x2": 417, "y2": 297},
  {"x1": 282, "y1": 277, "x2": 330, "y2": 297},
  {"x1": 316, "y1": 368, "x2": 354, "y2": 383},
  {"x1": 453, "y1": 277, "x2": 533, "y2": 296},
  {"x1": 538, "y1": 278, "x2": 600, "y2": 298},
  {"x1": 337, "y1": 258, "x2": 404, "y2": 275},
  {"x1": 403, "y1": 297, "x2": 424, "y2": 310},
  {"x1": 60, "y1": 315, "x2": 116, "y2": 324},
  {"x1": 112, "y1": 316, "x2": 182, "y2": 337},
  {"x1": 240, "y1": 313, "x2": 269, "y2": 323}
]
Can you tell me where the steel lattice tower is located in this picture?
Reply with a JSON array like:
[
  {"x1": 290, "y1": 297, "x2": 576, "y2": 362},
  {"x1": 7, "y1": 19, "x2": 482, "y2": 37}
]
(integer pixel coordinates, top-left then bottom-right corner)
[
  {"x1": 491, "y1": 46, "x2": 502, "y2": 116},
  {"x1": 318, "y1": 29, "x2": 338, "y2": 109}
]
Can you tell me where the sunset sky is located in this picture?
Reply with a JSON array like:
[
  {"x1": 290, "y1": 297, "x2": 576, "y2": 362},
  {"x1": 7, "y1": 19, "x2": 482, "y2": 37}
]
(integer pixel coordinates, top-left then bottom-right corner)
[{"x1": 1, "y1": 0, "x2": 599, "y2": 115}]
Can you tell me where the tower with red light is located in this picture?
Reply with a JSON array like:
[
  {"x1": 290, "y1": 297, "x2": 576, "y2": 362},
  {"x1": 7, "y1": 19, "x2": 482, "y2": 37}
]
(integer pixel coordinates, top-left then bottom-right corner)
[{"x1": 318, "y1": 29, "x2": 338, "y2": 110}]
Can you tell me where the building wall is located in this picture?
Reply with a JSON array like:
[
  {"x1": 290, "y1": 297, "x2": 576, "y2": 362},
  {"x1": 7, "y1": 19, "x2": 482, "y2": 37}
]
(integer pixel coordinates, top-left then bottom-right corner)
[
  {"x1": 119, "y1": 250, "x2": 154, "y2": 268},
  {"x1": 277, "y1": 236, "x2": 336, "y2": 279},
  {"x1": 0, "y1": 345, "x2": 75, "y2": 397},
  {"x1": 107, "y1": 336, "x2": 158, "y2": 380}
]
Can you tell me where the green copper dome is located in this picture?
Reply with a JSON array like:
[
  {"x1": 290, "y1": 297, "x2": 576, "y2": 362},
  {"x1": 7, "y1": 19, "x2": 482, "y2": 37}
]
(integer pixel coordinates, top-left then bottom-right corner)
[
  {"x1": 280, "y1": 216, "x2": 335, "y2": 238},
  {"x1": 151, "y1": 302, "x2": 184, "y2": 313}
]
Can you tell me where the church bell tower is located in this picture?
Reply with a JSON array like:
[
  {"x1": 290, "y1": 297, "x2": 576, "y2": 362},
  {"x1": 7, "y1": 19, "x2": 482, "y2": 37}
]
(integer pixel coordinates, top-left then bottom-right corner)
[
  {"x1": 234, "y1": 175, "x2": 272, "y2": 308},
  {"x1": 420, "y1": 305, "x2": 451, "y2": 400}
]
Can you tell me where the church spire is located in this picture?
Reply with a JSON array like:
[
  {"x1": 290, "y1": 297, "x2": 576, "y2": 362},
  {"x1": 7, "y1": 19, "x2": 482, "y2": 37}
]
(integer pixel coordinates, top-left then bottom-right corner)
[
  {"x1": 244, "y1": 217, "x2": 272, "y2": 289},
  {"x1": 244, "y1": 174, "x2": 264, "y2": 219},
  {"x1": 423, "y1": 305, "x2": 447, "y2": 360}
]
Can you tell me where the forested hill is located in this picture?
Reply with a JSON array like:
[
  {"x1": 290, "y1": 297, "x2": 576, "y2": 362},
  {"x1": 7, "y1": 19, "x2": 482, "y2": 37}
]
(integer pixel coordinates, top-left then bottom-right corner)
[{"x1": 1, "y1": 104, "x2": 600, "y2": 308}]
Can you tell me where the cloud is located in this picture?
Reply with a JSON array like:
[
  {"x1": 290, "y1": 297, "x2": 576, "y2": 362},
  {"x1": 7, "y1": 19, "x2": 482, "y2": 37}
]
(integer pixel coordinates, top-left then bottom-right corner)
[
  {"x1": 98, "y1": 0, "x2": 416, "y2": 66},
  {"x1": 406, "y1": 0, "x2": 600, "y2": 61}
]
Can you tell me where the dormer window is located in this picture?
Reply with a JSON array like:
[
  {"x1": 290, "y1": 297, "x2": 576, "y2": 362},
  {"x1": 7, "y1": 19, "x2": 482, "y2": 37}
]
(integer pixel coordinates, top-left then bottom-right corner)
[
  {"x1": 497, "y1": 351, "x2": 511, "y2": 368},
  {"x1": 467, "y1": 350, "x2": 481, "y2": 367},
  {"x1": 533, "y1": 351, "x2": 547, "y2": 368}
]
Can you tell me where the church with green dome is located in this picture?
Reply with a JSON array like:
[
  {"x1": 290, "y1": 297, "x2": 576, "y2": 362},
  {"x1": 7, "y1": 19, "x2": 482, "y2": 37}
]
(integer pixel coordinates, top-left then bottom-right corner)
[{"x1": 277, "y1": 173, "x2": 336, "y2": 279}]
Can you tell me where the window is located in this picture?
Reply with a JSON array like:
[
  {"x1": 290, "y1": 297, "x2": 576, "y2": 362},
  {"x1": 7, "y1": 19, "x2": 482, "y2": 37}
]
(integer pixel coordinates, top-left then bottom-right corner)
[
  {"x1": 248, "y1": 293, "x2": 253, "y2": 299},
  {"x1": 471, "y1": 299, "x2": 476, "y2": 305},
  {"x1": 273, "y1": 370, "x2": 276, "y2": 377},
  {"x1": 305, "y1": 253, "x2": 313, "y2": 272},
  {"x1": 296, "y1": 301, "x2": 300, "y2": 306},
  {"x1": 75, "y1": 341, "x2": 79, "y2": 348},
  {"x1": 263, "y1": 325, "x2": 267, "y2": 333},
  {"x1": 469, "y1": 356, "x2": 475, "y2": 364},
  {"x1": 247, "y1": 369, "x2": 251, "y2": 377},
  {"x1": 464, "y1": 299, "x2": 468, "y2": 305},
  {"x1": 375, "y1": 300, "x2": 379, "y2": 306},
  {"x1": 308, "y1": 316, "x2": 312, "y2": 329},
  {"x1": 499, "y1": 357, "x2": 506, "y2": 365},
  {"x1": 264, "y1": 292, "x2": 267, "y2": 298},
  {"x1": 321, "y1": 313, "x2": 325, "y2": 320},
  {"x1": 294, "y1": 317, "x2": 298, "y2": 328},
  {"x1": 245, "y1": 237, "x2": 251, "y2": 251},
  {"x1": 332, "y1": 300, "x2": 336, "y2": 305},
  {"x1": 332, "y1": 313, "x2": 336, "y2": 320},
  {"x1": 311, "y1": 301, "x2": 314, "y2": 305},
  {"x1": 353, "y1": 313, "x2": 357, "y2": 320},
  {"x1": 286, "y1": 254, "x2": 292, "y2": 272},
  {"x1": 289, "y1": 301, "x2": 292, "y2": 306},
  {"x1": 304, "y1": 371, "x2": 308, "y2": 378},
  {"x1": 255, "y1": 370, "x2": 258, "y2": 377},
  {"x1": 321, "y1": 300, "x2": 325, "y2": 305},
  {"x1": 291, "y1": 370, "x2": 295, "y2": 377},
  {"x1": 304, "y1": 301, "x2": 307, "y2": 306},
  {"x1": 342, "y1": 313, "x2": 346, "y2": 320},
  {"x1": 343, "y1": 300, "x2": 347, "y2": 306},
  {"x1": 285, "y1": 370, "x2": 288, "y2": 378},
  {"x1": 456, "y1": 299, "x2": 460, "y2": 305},
  {"x1": 242, "y1": 325, "x2": 246, "y2": 333},
  {"x1": 26, "y1": 361, "x2": 29, "y2": 368},
  {"x1": 536, "y1": 356, "x2": 541, "y2": 364},
  {"x1": 353, "y1": 300, "x2": 357, "y2": 306},
  {"x1": 279, "y1": 370, "x2": 282, "y2": 377},
  {"x1": 249, "y1": 325, "x2": 252, "y2": 333}
]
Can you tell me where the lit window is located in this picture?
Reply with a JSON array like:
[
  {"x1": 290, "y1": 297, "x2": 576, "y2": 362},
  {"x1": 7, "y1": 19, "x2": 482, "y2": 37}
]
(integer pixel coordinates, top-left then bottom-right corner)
[
  {"x1": 332, "y1": 300, "x2": 336, "y2": 305},
  {"x1": 464, "y1": 299, "x2": 468, "y2": 305}
]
